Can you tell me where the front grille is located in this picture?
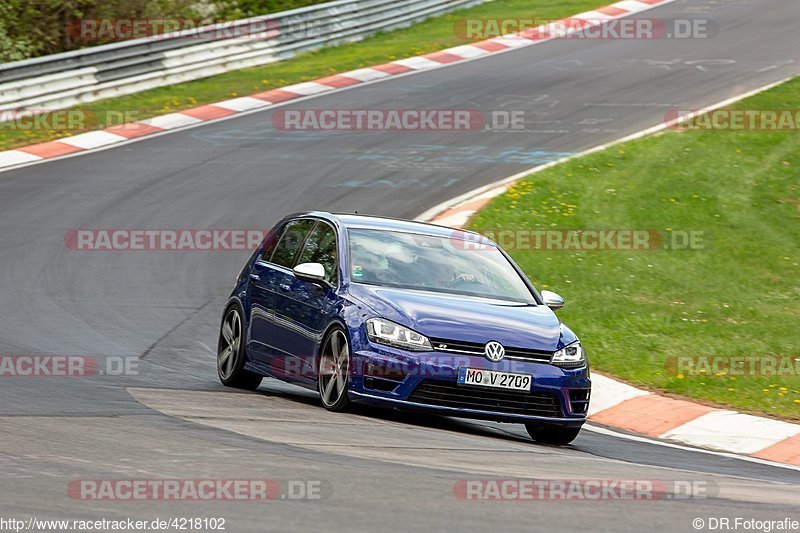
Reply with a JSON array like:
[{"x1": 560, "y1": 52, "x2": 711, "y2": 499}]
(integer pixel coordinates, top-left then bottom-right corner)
[
  {"x1": 408, "y1": 380, "x2": 563, "y2": 418},
  {"x1": 430, "y1": 337, "x2": 553, "y2": 364}
]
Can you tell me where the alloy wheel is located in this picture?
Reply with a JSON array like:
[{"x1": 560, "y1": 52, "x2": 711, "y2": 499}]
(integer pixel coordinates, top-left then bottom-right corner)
[
  {"x1": 218, "y1": 308, "x2": 241, "y2": 380},
  {"x1": 319, "y1": 330, "x2": 350, "y2": 408}
]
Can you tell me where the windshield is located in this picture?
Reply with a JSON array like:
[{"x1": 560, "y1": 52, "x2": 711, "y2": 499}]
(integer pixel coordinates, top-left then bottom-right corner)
[{"x1": 347, "y1": 228, "x2": 536, "y2": 304}]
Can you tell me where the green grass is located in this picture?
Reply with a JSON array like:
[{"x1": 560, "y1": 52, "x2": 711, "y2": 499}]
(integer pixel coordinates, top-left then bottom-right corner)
[
  {"x1": 0, "y1": 0, "x2": 600, "y2": 150},
  {"x1": 470, "y1": 77, "x2": 800, "y2": 420}
]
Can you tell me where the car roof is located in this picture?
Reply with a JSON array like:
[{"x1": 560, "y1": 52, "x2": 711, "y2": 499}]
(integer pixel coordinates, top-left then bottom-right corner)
[{"x1": 294, "y1": 211, "x2": 482, "y2": 239}]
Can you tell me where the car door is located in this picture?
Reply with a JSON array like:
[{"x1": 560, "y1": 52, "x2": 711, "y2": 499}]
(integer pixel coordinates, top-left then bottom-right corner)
[
  {"x1": 247, "y1": 218, "x2": 315, "y2": 365},
  {"x1": 272, "y1": 220, "x2": 339, "y2": 384}
]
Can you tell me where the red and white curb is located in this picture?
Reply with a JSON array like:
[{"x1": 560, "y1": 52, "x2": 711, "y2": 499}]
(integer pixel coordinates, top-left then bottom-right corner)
[
  {"x1": 587, "y1": 375, "x2": 800, "y2": 465},
  {"x1": 418, "y1": 78, "x2": 800, "y2": 468},
  {"x1": 0, "y1": 0, "x2": 677, "y2": 172}
]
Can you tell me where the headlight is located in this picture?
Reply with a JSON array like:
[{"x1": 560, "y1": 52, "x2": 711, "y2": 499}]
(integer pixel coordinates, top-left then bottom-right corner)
[
  {"x1": 366, "y1": 318, "x2": 432, "y2": 351},
  {"x1": 552, "y1": 342, "x2": 586, "y2": 368}
]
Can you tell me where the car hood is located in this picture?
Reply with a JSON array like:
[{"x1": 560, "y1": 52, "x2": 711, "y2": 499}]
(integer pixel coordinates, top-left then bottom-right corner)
[{"x1": 348, "y1": 284, "x2": 564, "y2": 351}]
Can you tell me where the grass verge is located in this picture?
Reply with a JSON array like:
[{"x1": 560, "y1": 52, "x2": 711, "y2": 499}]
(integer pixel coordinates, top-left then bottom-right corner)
[
  {"x1": 470, "y1": 77, "x2": 800, "y2": 420},
  {"x1": 0, "y1": 0, "x2": 600, "y2": 151}
]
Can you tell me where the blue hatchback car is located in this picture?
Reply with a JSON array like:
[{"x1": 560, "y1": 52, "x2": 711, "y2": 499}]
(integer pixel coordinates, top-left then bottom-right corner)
[{"x1": 218, "y1": 212, "x2": 590, "y2": 444}]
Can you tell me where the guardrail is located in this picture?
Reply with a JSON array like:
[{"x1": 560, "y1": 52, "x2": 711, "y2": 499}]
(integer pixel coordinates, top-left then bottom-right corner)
[{"x1": 0, "y1": 0, "x2": 487, "y2": 117}]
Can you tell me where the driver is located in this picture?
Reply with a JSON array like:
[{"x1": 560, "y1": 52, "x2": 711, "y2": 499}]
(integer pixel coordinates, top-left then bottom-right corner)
[{"x1": 419, "y1": 257, "x2": 477, "y2": 288}]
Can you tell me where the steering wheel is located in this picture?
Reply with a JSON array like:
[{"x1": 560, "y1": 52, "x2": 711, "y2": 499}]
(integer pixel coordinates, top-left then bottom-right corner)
[{"x1": 446, "y1": 277, "x2": 479, "y2": 290}]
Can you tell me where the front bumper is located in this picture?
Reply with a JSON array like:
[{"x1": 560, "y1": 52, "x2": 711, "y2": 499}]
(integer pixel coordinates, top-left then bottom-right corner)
[{"x1": 349, "y1": 343, "x2": 591, "y2": 425}]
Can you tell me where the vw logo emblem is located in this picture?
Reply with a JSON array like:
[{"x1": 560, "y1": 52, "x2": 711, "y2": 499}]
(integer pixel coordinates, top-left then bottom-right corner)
[{"x1": 484, "y1": 341, "x2": 505, "y2": 362}]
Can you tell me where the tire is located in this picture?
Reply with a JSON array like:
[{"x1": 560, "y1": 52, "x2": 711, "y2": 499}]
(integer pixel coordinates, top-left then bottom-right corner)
[
  {"x1": 525, "y1": 424, "x2": 581, "y2": 445},
  {"x1": 317, "y1": 327, "x2": 351, "y2": 412},
  {"x1": 217, "y1": 305, "x2": 262, "y2": 390}
]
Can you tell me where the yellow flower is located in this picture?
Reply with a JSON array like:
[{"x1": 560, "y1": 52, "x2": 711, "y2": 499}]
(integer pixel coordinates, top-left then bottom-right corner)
[{"x1": 676, "y1": 373, "x2": 685, "y2": 379}]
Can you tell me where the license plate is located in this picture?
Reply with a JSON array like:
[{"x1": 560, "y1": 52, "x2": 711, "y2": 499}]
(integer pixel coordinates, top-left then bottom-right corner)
[{"x1": 457, "y1": 367, "x2": 532, "y2": 392}]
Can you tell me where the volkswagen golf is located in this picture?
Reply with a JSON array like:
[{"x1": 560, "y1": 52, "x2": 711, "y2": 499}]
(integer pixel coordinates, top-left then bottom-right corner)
[{"x1": 217, "y1": 212, "x2": 590, "y2": 444}]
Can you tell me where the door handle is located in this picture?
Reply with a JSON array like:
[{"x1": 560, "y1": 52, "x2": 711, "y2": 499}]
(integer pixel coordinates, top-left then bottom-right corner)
[
  {"x1": 249, "y1": 273, "x2": 260, "y2": 282},
  {"x1": 279, "y1": 283, "x2": 291, "y2": 291}
]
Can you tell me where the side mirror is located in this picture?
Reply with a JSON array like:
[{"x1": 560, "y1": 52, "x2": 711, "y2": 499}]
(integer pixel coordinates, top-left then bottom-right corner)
[
  {"x1": 293, "y1": 262, "x2": 327, "y2": 284},
  {"x1": 541, "y1": 290, "x2": 564, "y2": 311}
]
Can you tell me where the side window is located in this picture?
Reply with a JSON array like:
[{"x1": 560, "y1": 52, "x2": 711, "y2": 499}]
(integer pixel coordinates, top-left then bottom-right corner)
[
  {"x1": 259, "y1": 228, "x2": 281, "y2": 262},
  {"x1": 296, "y1": 222, "x2": 338, "y2": 285},
  {"x1": 269, "y1": 219, "x2": 315, "y2": 268}
]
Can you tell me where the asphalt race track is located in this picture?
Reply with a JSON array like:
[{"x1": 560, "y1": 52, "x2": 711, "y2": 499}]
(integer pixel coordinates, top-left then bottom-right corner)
[{"x1": 1, "y1": 0, "x2": 799, "y2": 530}]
